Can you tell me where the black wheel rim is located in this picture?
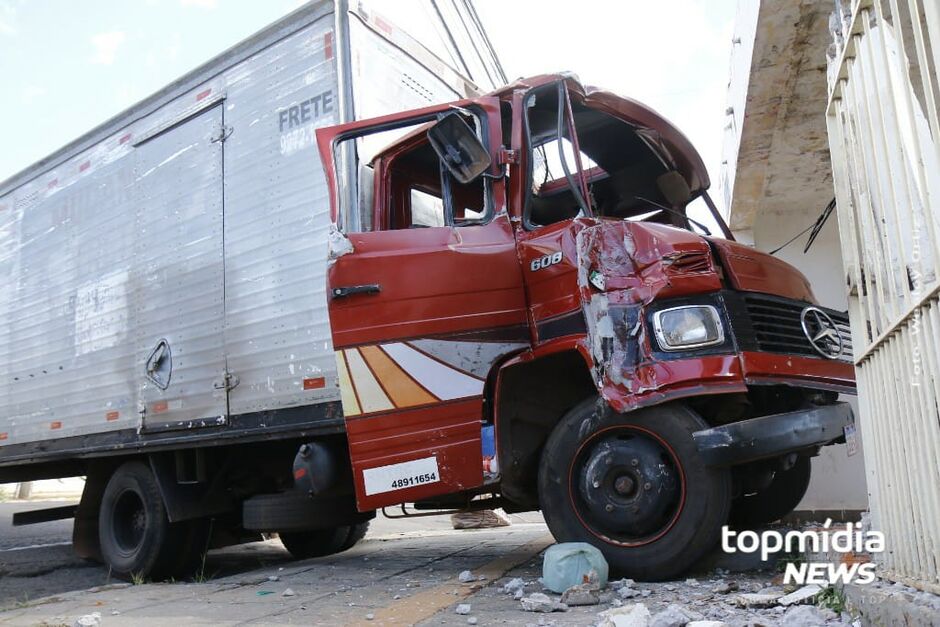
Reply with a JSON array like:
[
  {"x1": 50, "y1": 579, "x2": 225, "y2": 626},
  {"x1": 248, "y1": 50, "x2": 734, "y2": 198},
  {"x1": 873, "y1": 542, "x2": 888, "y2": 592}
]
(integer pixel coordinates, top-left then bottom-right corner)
[
  {"x1": 569, "y1": 425, "x2": 685, "y2": 546},
  {"x1": 112, "y1": 488, "x2": 148, "y2": 557}
]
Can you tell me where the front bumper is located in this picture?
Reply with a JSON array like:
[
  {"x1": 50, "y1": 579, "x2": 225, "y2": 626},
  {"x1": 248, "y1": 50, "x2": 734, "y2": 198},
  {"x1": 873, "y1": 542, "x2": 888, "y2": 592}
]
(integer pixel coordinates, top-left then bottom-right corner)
[{"x1": 692, "y1": 402, "x2": 854, "y2": 467}]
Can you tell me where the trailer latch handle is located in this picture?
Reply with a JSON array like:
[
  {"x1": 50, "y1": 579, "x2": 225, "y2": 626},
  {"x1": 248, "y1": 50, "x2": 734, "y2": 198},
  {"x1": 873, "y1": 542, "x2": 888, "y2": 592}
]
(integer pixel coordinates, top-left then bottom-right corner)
[{"x1": 331, "y1": 284, "x2": 381, "y2": 299}]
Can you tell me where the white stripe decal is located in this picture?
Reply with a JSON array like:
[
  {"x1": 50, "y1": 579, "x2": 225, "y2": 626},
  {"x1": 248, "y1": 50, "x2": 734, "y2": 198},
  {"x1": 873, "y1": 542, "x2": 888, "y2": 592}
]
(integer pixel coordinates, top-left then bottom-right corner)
[
  {"x1": 382, "y1": 343, "x2": 484, "y2": 400},
  {"x1": 344, "y1": 349, "x2": 394, "y2": 413}
]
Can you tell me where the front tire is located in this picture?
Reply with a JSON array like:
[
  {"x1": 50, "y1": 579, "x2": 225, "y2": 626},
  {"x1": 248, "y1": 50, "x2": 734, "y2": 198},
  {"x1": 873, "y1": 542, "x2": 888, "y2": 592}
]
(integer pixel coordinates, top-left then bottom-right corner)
[{"x1": 538, "y1": 398, "x2": 731, "y2": 581}]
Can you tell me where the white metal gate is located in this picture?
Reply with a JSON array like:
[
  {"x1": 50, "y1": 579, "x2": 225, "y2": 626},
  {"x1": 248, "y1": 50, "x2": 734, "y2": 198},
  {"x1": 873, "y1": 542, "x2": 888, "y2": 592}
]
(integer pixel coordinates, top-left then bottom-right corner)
[{"x1": 827, "y1": 0, "x2": 940, "y2": 592}]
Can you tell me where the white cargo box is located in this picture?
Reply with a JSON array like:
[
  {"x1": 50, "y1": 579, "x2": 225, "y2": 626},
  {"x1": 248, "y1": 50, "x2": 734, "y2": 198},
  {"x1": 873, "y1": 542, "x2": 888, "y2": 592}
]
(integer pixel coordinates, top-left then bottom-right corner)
[{"x1": 0, "y1": 0, "x2": 504, "y2": 466}]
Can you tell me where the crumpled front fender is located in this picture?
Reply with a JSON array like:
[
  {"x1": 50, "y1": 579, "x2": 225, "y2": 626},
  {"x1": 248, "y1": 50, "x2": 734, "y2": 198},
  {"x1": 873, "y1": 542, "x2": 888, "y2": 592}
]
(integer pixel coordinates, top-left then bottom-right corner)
[{"x1": 575, "y1": 221, "x2": 744, "y2": 412}]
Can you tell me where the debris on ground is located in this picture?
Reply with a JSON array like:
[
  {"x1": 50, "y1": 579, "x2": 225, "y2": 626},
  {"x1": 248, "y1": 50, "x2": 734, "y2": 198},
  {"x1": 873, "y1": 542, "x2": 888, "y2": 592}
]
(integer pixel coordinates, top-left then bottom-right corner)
[
  {"x1": 649, "y1": 603, "x2": 704, "y2": 627},
  {"x1": 541, "y1": 542, "x2": 609, "y2": 593},
  {"x1": 710, "y1": 580, "x2": 737, "y2": 594},
  {"x1": 597, "y1": 603, "x2": 651, "y2": 627},
  {"x1": 281, "y1": 587, "x2": 295, "y2": 597},
  {"x1": 520, "y1": 592, "x2": 569, "y2": 613},
  {"x1": 365, "y1": 613, "x2": 374, "y2": 621},
  {"x1": 451, "y1": 509, "x2": 511, "y2": 529},
  {"x1": 467, "y1": 617, "x2": 478, "y2": 625},
  {"x1": 777, "y1": 583, "x2": 823, "y2": 606},
  {"x1": 560, "y1": 582, "x2": 600, "y2": 606},
  {"x1": 733, "y1": 591, "x2": 782, "y2": 607},
  {"x1": 455, "y1": 603, "x2": 472, "y2": 615},
  {"x1": 267, "y1": 575, "x2": 279, "y2": 582},
  {"x1": 459, "y1": 570, "x2": 475, "y2": 583},
  {"x1": 780, "y1": 604, "x2": 836, "y2": 626},
  {"x1": 73, "y1": 613, "x2": 102, "y2": 627},
  {"x1": 502, "y1": 577, "x2": 526, "y2": 595}
]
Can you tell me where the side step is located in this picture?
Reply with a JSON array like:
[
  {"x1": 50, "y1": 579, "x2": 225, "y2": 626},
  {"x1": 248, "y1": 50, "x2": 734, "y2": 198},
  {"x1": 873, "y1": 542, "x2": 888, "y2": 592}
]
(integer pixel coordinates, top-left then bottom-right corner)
[{"x1": 12, "y1": 504, "x2": 78, "y2": 527}]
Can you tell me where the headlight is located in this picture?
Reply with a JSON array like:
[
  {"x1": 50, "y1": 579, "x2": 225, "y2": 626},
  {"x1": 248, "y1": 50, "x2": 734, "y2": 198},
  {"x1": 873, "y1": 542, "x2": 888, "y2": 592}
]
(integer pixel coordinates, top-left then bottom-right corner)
[{"x1": 652, "y1": 305, "x2": 724, "y2": 351}]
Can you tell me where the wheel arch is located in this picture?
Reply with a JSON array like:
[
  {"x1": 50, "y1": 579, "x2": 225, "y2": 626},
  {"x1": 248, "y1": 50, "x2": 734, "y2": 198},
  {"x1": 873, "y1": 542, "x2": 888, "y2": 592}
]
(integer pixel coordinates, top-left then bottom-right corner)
[{"x1": 492, "y1": 340, "x2": 598, "y2": 510}]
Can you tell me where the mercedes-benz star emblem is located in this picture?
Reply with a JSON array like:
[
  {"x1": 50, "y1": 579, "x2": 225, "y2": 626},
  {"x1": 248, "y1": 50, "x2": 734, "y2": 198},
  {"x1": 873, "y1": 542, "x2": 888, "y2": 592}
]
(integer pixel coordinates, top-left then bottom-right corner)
[{"x1": 800, "y1": 306, "x2": 844, "y2": 359}]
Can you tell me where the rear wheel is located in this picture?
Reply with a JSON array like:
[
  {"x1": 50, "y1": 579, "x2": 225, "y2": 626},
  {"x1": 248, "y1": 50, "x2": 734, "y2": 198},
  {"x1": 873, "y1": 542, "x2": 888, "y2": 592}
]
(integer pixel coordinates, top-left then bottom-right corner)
[
  {"x1": 280, "y1": 522, "x2": 370, "y2": 559},
  {"x1": 538, "y1": 398, "x2": 731, "y2": 581},
  {"x1": 98, "y1": 461, "x2": 189, "y2": 581},
  {"x1": 730, "y1": 456, "x2": 812, "y2": 528}
]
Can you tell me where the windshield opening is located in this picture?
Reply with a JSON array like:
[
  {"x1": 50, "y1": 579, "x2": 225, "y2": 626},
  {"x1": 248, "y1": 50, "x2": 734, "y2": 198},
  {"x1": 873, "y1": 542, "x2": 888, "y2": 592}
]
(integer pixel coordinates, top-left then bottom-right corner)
[{"x1": 524, "y1": 82, "x2": 704, "y2": 233}]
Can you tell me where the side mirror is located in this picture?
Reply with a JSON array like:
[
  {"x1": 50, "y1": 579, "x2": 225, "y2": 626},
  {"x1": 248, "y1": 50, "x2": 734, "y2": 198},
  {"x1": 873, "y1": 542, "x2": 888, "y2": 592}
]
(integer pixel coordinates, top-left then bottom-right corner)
[{"x1": 427, "y1": 113, "x2": 492, "y2": 184}]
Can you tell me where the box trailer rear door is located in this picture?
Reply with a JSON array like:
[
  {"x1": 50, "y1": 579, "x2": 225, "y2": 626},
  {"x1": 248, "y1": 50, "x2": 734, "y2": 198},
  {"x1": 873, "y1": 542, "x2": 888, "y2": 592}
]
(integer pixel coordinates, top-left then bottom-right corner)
[{"x1": 134, "y1": 102, "x2": 228, "y2": 432}]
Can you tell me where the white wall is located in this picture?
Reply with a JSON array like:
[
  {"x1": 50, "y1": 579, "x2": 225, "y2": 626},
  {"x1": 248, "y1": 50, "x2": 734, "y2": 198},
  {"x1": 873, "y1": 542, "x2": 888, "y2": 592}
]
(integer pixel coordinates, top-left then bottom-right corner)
[{"x1": 747, "y1": 207, "x2": 868, "y2": 512}]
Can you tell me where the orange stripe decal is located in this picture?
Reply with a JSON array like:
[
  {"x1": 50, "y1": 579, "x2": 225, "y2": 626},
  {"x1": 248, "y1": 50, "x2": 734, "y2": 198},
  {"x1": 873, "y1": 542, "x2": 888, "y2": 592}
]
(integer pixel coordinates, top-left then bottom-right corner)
[
  {"x1": 106, "y1": 411, "x2": 120, "y2": 421},
  {"x1": 50, "y1": 421, "x2": 62, "y2": 430},
  {"x1": 0, "y1": 433, "x2": 7, "y2": 441},
  {"x1": 359, "y1": 345, "x2": 437, "y2": 408}
]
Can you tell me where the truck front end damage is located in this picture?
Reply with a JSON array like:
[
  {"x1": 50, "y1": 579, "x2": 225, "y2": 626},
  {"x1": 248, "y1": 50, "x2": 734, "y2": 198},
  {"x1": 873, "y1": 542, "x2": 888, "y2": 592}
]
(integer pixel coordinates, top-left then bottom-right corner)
[
  {"x1": 576, "y1": 218, "x2": 854, "y2": 450},
  {"x1": 506, "y1": 76, "x2": 856, "y2": 580}
]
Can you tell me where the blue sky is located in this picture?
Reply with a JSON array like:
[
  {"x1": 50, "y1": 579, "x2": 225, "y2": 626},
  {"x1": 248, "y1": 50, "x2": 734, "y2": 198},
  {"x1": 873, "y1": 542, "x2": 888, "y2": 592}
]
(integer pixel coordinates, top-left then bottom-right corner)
[{"x1": 0, "y1": 0, "x2": 738, "y2": 206}]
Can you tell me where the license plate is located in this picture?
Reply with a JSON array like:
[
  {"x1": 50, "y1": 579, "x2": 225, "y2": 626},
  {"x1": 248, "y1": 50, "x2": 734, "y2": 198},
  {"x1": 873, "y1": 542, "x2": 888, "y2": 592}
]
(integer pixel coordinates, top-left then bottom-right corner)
[{"x1": 844, "y1": 423, "x2": 859, "y2": 456}]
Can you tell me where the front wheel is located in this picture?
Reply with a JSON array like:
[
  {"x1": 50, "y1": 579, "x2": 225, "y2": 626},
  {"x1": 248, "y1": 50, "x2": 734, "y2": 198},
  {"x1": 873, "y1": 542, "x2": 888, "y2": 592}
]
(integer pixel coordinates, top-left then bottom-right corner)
[{"x1": 538, "y1": 399, "x2": 731, "y2": 581}]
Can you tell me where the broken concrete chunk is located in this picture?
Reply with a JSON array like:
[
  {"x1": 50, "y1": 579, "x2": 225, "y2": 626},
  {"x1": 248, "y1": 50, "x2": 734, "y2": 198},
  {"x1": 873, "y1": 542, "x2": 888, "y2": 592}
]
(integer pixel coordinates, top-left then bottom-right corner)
[
  {"x1": 455, "y1": 603, "x2": 472, "y2": 615},
  {"x1": 733, "y1": 592, "x2": 782, "y2": 608},
  {"x1": 467, "y1": 618, "x2": 478, "y2": 625},
  {"x1": 776, "y1": 584, "x2": 822, "y2": 606},
  {"x1": 365, "y1": 613, "x2": 374, "y2": 621},
  {"x1": 514, "y1": 588, "x2": 525, "y2": 600},
  {"x1": 779, "y1": 604, "x2": 832, "y2": 626},
  {"x1": 520, "y1": 592, "x2": 568, "y2": 613},
  {"x1": 686, "y1": 622, "x2": 728, "y2": 627},
  {"x1": 560, "y1": 583, "x2": 600, "y2": 606},
  {"x1": 541, "y1": 542, "x2": 609, "y2": 593},
  {"x1": 610, "y1": 578, "x2": 636, "y2": 590},
  {"x1": 502, "y1": 577, "x2": 525, "y2": 595},
  {"x1": 650, "y1": 604, "x2": 704, "y2": 627},
  {"x1": 710, "y1": 580, "x2": 738, "y2": 594},
  {"x1": 597, "y1": 603, "x2": 652, "y2": 627},
  {"x1": 458, "y1": 570, "x2": 475, "y2": 583},
  {"x1": 281, "y1": 588, "x2": 295, "y2": 597},
  {"x1": 73, "y1": 613, "x2": 102, "y2": 627},
  {"x1": 618, "y1": 587, "x2": 643, "y2": 599}
]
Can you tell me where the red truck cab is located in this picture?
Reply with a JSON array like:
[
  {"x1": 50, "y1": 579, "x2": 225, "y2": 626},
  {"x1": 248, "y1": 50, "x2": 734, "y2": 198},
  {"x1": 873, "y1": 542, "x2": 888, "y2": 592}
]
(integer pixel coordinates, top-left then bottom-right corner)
[{"x1": 315, "y1": 74, "x2": 855, "y2": 579}]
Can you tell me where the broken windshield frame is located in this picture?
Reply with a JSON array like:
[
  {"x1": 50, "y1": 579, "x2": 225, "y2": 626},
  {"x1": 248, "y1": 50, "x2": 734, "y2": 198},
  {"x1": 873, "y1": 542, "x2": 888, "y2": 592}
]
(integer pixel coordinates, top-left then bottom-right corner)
[{"x1": 522, "y1": 82, "x2": 732, "y2": 238}]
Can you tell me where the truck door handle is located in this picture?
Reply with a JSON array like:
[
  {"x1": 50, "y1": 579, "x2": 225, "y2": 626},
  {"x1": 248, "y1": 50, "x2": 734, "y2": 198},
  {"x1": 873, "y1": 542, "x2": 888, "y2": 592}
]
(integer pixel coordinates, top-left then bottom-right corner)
[{"x1": 331, "y1": 284, "x2": 381, "y2": 299}]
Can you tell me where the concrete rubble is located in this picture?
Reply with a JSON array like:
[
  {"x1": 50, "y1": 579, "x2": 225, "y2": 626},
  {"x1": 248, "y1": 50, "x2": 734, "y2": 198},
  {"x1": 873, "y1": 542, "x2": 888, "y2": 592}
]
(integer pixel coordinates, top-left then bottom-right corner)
[
  {"x1": 520, "y1": 592, "x2": 569, "y2": 613},
  {"x1": 459, "y1": 570, "x2": 476, "y2": 583}
]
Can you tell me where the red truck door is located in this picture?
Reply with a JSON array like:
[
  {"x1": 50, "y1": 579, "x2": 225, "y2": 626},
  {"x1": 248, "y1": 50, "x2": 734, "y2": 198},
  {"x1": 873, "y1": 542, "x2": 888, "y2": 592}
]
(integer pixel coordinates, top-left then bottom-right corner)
[{"x1": 317, "y1": 99, "x2": 529, "y2": 511}]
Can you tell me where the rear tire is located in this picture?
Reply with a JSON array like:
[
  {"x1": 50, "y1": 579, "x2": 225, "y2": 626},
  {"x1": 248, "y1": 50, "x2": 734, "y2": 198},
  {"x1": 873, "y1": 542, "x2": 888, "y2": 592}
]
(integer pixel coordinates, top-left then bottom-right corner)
[
  {"x1": 280, "y1": 522, "x2": 370, "y2": 560},
  {"x1": 98, "y1": 461, "x2": 189, "y2": 581},
  {"x1": 730, "y1": 456, "x2": 812, "y2": 528},
  {"x1": 538, "y1": 398, "x2": 732, "y2": 581}
]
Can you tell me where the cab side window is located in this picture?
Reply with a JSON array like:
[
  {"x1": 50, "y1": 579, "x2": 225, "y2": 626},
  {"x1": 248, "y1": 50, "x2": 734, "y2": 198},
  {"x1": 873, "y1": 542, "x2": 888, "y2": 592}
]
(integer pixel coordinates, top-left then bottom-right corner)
[{"x1": 333, "y1": 113, "x2": 490, "y2": 233}]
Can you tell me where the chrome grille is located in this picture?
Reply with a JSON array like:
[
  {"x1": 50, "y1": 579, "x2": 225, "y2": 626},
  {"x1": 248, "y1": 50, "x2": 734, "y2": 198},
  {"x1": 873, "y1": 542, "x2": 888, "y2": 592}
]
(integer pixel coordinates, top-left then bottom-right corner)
[{"x1": 742, "y1": 294, "x2": 853, "y2": 362}]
